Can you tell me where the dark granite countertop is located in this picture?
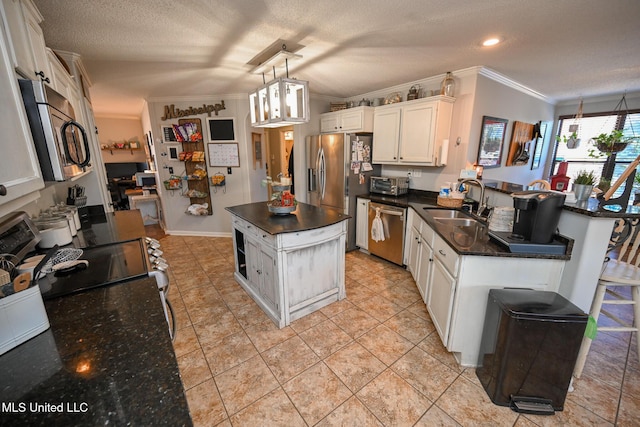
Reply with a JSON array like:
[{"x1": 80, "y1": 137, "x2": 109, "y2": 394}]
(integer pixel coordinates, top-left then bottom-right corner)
[
  {"x1": 0, "y1": 210, "x2": 192, "y2": 426},
  {"x1": 226, "y1": 201, "x2": 350, "y2": 235},
  {"x1": 74, "y1": 210, "x2": 148, "y2": 247},
  {"x1": 355, "y1": 190, "x2": 571, "y2": 259},
  {"x1": 356, "y1": 190, "x2": 439, "y2": 208},
  {"x1": 0, "y1": 277, "x2": 190, "y2": 426},
  {"x1": 481, "y1": 179, "x2": 640, "y2": 218},
  {"x1": 408, "y1": 202, "x2": 572, "y2": 260}
]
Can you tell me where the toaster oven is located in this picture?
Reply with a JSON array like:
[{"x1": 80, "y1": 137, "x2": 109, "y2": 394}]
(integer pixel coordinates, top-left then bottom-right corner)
[{"x1": 370, "y1": 176, "x2": 409, "y2": 196}]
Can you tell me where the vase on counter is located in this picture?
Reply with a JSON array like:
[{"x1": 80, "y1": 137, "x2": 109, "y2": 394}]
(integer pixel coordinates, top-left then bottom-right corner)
[
  {"x1": 573, "y1": 183, "x2": 593, "y2": 202},
  {"x1": 440, "y1": 72, "x2": 455, "y2": 97}
]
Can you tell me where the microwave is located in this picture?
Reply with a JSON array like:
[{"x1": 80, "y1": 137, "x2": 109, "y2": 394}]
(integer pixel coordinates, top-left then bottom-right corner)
[
  {"x1": 370, "y1": 176, "x2": 409, "y2": 196},
  {"x1": 19, "y1": 79, "x2": 91, "y2": 182}
]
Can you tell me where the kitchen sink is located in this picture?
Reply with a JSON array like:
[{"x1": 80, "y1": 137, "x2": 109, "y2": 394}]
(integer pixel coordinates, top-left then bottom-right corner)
[
  {"x1": 435, "y1": 217, "x2": 478, "y2": 227},
  {"x1": 423, "y1": 208, "x2": 486, "y2": 229},
  {"x1": 423, "y1": 208, "x2": 473, "y2": 219}
]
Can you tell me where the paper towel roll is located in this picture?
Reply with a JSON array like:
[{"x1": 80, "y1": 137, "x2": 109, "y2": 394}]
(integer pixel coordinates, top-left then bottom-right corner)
[{"x1": 438, "y1": 139, "x2": 449, "y2": 166}]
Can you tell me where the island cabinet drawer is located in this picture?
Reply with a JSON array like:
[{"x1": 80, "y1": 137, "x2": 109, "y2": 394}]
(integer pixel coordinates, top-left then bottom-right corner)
[
  {"x1": 281, "y1": 222, "x2": 344, "y2": 248},
  {"x1": 233, "y1": 217, "x2": 258, "y2": 237},
  {"x1": 433, "y1": 234, "x2": 459, "y2": 276},
  {"x1": 256, "y1": 230, "x2": 276, "y2": 248}
]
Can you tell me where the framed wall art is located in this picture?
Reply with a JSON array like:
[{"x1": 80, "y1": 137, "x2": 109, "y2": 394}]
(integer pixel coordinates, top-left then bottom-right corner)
[
  {"x1": 506, "y1": 121, "x2": 535, "y2": 167},
  {"x1": 531, "y1": 121, "x2": 548, "y2": 170},
  {"x1": 476, "y1": 116, "x2": 508, "y2": 168}
]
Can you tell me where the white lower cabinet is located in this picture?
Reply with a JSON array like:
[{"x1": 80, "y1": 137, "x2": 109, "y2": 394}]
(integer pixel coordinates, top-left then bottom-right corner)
[
  {"x1": 427, "y1": 256, "x2": 456, "y2": 344},
  {"x1": 406, "y1": 207, "x2": 566, "y2": 367},
  {"x1": 415, "y1": 240, "x2": 432, "y2": 302},
  {"x1": 355, "y1": 197, "x2": 369, "y2": 249},
  {"x1": 242, "y1": 231, "x2": 279, "y2": 314},
  {"x1": 258, "y1": 246, "x2": 278, "y2": 312},
  {"x1": 406, "y1": 225, "x2": 421, "y2": 280}
]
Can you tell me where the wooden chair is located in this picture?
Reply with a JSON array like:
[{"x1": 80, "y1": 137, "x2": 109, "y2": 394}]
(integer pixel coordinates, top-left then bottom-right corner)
[
  {"x1": 573, "y1": 218, "x2": 640, "y2": 378},
  {"x1": 527, "y1": 179, "x2": 551, "y2": 190}
]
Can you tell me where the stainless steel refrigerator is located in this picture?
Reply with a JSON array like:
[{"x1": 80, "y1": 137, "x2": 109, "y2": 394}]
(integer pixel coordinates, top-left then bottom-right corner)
[{"x1": 307, "y1": 133, "x2": 380, "y2": 251}]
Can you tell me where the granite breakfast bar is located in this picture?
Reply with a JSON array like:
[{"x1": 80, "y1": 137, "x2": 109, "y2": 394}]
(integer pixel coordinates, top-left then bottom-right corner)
[{"x1": 226, "y1": 202, "x2": 350, "y2": 328}]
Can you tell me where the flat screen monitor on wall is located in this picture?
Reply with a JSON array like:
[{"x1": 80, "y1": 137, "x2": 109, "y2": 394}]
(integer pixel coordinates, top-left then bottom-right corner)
[{"x1": 207, "y1": 118, "x2": 236, "y2": 143}]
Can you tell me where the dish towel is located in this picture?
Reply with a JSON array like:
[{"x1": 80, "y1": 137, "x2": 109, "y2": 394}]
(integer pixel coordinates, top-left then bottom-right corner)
[{"x1": 371, "y1": 207, "x2": 385, "y2": 242}]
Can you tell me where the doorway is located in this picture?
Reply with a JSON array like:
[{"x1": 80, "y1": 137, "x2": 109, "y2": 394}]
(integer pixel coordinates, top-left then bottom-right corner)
[{"x1": 265, "y1": 125, "x2": 295, "y2": 195}]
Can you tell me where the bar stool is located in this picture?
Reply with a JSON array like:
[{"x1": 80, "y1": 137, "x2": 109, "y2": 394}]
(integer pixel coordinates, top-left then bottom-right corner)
[
  {"x1": 527, "y1": 179, "x2": 551, "y2": 190},
  {"x1": 574, "y1": 218, "x2": 640, "y2": 378}
]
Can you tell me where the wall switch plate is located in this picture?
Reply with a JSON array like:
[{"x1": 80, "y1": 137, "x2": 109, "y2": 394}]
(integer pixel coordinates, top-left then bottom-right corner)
[{"x1": 413, "y1": 168, "x2": 422, "y2": 177}]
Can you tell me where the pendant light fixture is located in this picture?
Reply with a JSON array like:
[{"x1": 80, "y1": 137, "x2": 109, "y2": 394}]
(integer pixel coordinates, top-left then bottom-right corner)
[{"x1": 249, "y1": 46, "x2": 309, "y2": 128}]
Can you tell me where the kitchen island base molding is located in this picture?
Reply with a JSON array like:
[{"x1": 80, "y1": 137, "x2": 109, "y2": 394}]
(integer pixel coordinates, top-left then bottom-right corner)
[{"x1": 230, "y1": 210, "x2": 347, "y2": 328}]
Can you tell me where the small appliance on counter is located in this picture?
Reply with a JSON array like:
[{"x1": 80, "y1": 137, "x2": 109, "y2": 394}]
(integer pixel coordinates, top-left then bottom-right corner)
[
  {"x1": 0, "y1": 212, "x2": 50, "y2": 356},
  {"x1": 369, "y1": 176, "x2": 409, "y2": 196},
  {"x1": 489, "y1": 191, "x2": 567, "y2": 254}
]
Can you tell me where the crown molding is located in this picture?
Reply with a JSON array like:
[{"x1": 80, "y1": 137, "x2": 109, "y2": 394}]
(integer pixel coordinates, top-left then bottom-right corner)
[{"x1": 477, "y1": 66, "x2": 551, "y2": 103}]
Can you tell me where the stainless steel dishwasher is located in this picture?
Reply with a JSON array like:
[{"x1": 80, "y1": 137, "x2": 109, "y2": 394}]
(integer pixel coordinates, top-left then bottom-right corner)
[{"x1": 367, "y1": 202, "x2": 406, "y2": 265}]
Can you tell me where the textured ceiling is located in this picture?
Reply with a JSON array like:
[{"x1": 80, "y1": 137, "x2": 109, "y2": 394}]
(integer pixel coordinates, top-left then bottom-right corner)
[{"x1": 33, "y1": 0, "x2": 640, "y2": 117}]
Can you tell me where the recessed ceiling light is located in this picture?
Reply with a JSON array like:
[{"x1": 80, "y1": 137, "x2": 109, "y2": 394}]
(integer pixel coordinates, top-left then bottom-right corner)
[{"x1": 482, "y1": 37, "x2": 503, "y2": 47}]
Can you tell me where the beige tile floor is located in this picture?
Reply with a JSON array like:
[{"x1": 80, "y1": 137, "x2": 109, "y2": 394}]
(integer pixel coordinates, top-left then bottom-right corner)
[{"x1": 158, "y1": 234, "x2": 639, "y2": 427}]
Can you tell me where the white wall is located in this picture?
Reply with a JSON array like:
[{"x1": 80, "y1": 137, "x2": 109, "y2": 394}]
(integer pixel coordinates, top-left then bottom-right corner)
[
  {"x1": 95, "y1": 116, "x2": 147, "y2": 164},
  {"x1": 472, "y1": 74, "x2": 555, "y2": 185},
  {"x1": 145, "y1": 92, "x2": 329, "y2": 235}
]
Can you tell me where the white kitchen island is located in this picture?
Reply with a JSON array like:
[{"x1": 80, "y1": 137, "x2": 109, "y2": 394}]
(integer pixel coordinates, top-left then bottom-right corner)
[{"x1": 226, "y1": 202, "x2": 349, "y2": 328}]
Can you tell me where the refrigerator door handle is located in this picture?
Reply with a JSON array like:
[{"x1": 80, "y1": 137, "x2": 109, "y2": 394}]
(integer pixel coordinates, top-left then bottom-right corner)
[
  {"x1": 319, "y1": 148, "x2": 326, "y2": 200},
  {"x1": 307, "y1": 168, "x2": 316, "y2": 192}
]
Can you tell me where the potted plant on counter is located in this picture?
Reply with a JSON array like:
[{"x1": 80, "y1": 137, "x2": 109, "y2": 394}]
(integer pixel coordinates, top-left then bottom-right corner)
[{"x1": 573, "y1": 169, "x2": 597, "y2": 202}]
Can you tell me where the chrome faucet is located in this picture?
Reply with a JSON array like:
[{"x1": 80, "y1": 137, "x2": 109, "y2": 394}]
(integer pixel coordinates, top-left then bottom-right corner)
[{"x1": 459, "y1": 178, "x2": 487, "y2": 216}]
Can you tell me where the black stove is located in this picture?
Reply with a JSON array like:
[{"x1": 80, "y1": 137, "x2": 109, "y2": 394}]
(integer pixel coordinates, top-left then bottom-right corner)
[{"x1": 39, "y1": 240, "x2": 149, "y2": 300}]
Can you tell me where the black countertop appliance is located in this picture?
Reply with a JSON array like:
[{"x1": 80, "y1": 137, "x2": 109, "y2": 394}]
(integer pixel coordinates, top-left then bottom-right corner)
[
  {"x1": 512, "y1": 191, "x2": 565, "y2": 243},
  {"x1": 476, "y1": 289, "x2": 587, "y2": 414}
]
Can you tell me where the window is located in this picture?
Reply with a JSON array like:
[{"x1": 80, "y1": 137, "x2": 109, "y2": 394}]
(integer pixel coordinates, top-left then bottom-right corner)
[{"x1": 552, "y1": 109, "x2": 640, "y2": 200}]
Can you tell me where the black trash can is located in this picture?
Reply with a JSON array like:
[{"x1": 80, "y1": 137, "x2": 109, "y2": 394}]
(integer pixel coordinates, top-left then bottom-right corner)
[{"x1": 476, "y1": 289, "x2": 587, "y2": 414}]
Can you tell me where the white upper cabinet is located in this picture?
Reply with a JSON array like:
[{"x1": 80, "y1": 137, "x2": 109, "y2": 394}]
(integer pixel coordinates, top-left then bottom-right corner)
[
  {"x1": 371, "y1": 107, "x2": 401, "y2": 162},
  {"x1": 372, "y1": 96, "x2": 454, "y2": 166},
  {"x1": 320, "y1": 106, "x2": 374, "y2": 133},
  {"x1": 1, "y1": 0, "x2": 50, "y2": 82},
  {"x1": 0, "y1": 19, "x2": 43, "y2": 206},
  {"x1": 47, "y1": 49, "x2": 73, "y2": 99}
]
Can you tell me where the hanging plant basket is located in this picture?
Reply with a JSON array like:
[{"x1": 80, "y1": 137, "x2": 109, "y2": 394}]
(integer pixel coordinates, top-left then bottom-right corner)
[
  {"x1": 566, "y1": 137, "x2": 581, "y2": 149},
  {"x1": 596, "y1": 140, "x2": 628, "y2": 153}
]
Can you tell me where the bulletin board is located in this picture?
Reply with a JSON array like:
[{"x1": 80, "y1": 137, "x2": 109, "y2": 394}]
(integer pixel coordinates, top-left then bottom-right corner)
[{"x1": 208, "y1": 143, "x2": 240, "y2": 167}]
